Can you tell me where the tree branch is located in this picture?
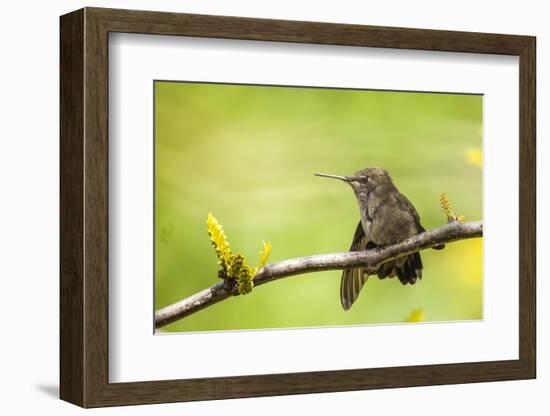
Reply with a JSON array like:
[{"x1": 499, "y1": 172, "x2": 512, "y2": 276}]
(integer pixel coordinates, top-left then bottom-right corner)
[{"x1": 155, "y1": 220, "x2": 482, "y2": 329}]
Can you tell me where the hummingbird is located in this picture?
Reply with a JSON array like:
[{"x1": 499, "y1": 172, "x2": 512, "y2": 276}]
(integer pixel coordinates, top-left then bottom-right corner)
[{"x1": 315, "y1": 168, "x2": 444, "y2": 310}]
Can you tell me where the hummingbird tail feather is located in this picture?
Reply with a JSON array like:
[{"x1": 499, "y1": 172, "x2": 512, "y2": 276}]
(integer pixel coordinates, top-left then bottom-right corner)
[
  {"x1": 376, "y1": 261, "x2": 394, "y2": 279},
  {"x1": 394, "y1": 252, "x2": 423, "y2": 285}
]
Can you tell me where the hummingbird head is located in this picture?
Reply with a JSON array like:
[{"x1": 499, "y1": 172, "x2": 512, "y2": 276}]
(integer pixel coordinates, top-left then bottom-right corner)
[{"x1": 315, "y1": 167, "x2": 393, "y2": 193}]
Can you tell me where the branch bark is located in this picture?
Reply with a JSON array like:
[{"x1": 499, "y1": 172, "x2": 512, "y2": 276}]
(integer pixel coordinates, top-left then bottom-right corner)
[{"x1": 155, "y1": 220, "x2": 482, "y2": 329}]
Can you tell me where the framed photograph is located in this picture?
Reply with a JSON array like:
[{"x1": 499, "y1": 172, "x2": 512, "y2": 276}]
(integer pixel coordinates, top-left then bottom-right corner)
[{"x1": 60, "y1": 7, "x2": 536, "y2": 408}]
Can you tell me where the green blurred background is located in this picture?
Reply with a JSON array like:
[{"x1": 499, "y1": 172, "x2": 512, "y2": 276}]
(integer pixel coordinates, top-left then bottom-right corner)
[{"x1": 154, "y1": 81, "x2": 483, "y2": 333}]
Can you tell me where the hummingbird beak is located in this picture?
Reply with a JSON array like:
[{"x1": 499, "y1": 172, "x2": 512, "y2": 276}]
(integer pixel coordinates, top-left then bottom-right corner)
[{"x1": 314, "y1": 173, "x2": 350, "y2": 182}]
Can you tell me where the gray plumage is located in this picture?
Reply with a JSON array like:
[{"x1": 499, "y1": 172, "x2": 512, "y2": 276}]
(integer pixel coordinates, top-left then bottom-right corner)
[{"x1": 315, "y1": 168, "x2": 443, "y2": 310}]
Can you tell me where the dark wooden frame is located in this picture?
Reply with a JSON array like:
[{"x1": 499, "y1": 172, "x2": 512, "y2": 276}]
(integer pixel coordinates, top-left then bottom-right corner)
[{"x1": 60, "y1": 7, "x2": 536, "y2": 408}]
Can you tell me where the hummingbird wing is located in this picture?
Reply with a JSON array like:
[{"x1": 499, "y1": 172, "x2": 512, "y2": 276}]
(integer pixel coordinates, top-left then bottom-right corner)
[
  {"x1": 340, "y1": 221, "x2": 369, "y2": 310},
  {"x1": 391, "y1": 192, "x2": 423, "y2": 231},
  {"x1": 386, "y1": 192, "x2": 425, "y2": 284},
  {"x1": 392, "y1": 192, "x2": 445, "y2": 249}
]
